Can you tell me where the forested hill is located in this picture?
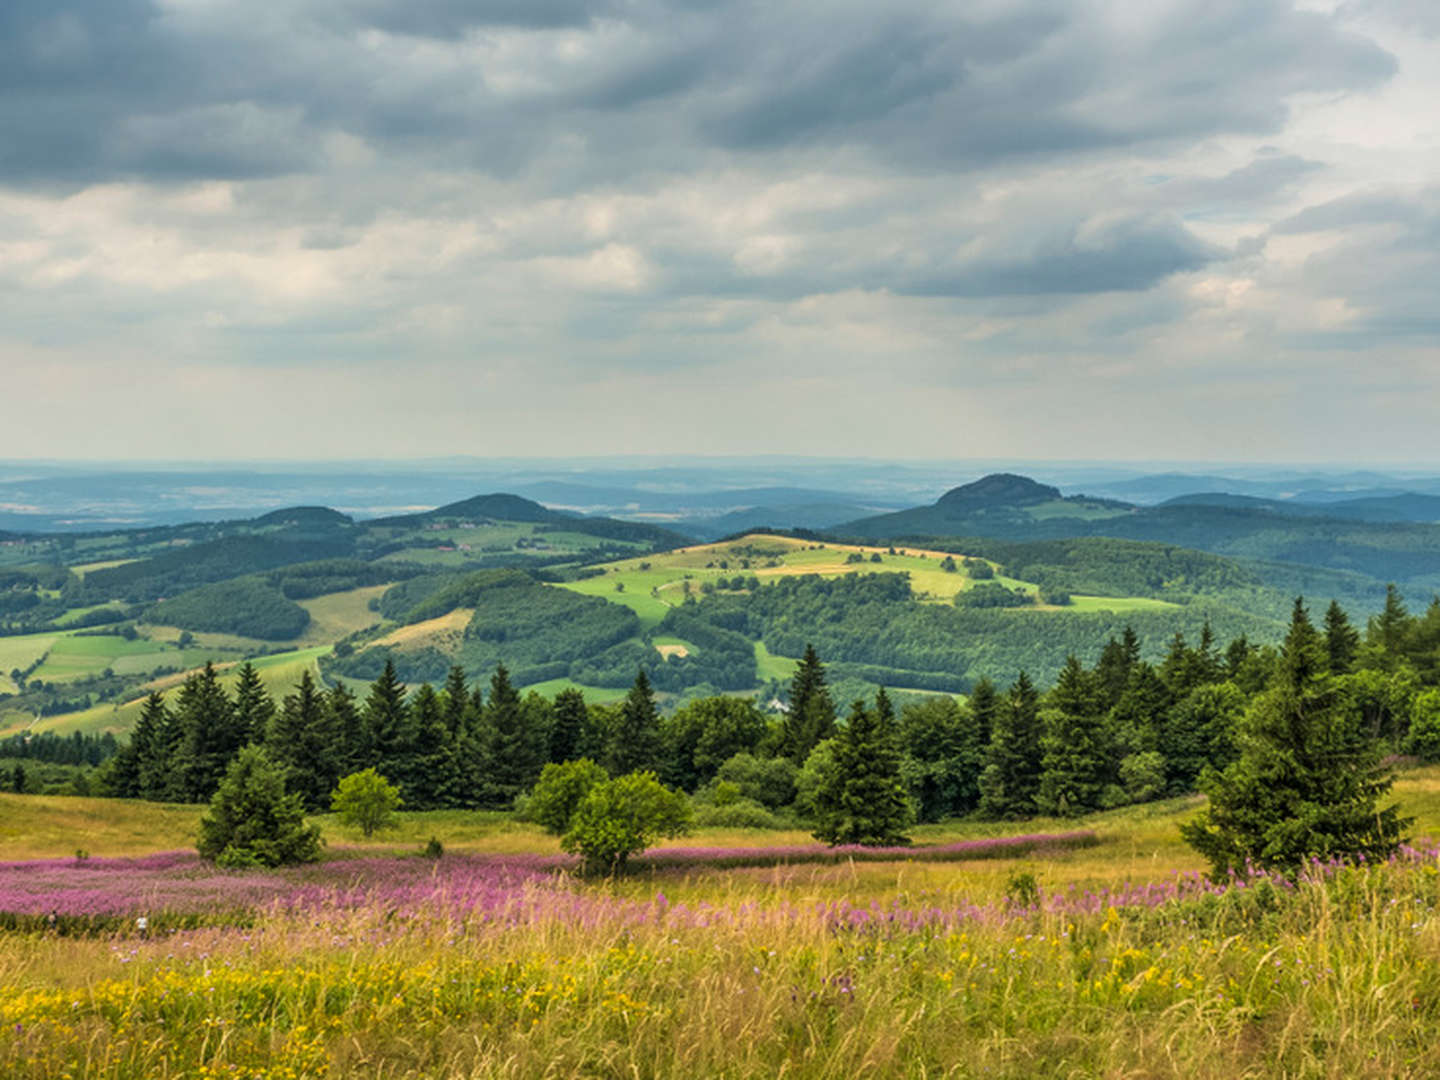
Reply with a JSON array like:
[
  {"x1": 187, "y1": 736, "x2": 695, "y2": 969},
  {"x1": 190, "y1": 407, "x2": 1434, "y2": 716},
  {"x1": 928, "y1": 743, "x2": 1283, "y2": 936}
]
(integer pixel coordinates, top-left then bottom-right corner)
[
  {"x1": 839, "y1": 474, "x2": 1440, "y2": 599},
  {"x1": 368, "y1": 492, "x2": 688, "y2": 548}
]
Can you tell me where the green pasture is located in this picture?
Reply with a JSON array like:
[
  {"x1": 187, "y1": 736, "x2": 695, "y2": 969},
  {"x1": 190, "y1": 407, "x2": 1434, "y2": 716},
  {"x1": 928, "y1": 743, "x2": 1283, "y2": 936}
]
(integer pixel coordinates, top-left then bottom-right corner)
[
  {"x1": 0, "y1": 631, "x2": 59, "y2": 693},
  {"x1": 29, "y1": 646, "x2": 331, "y2": 737},
  {"x1": 754, "y1": 641, "x2": 798, "y2": 681},
  {"x1": 516, "y1": 676, "x2": 627, "y2": 704}
]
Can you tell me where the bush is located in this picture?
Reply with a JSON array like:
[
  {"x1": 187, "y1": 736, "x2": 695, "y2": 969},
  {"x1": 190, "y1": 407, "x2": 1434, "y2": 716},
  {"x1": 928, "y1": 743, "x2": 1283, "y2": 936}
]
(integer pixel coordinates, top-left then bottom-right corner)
[
  {"x1": 691, "y1": 797, "x2": 790, "y2": 829},
  {"x1": 561, "y1": 771, "x2": 691, "y2": 874},
  {"x1": 197, "y1": 747, "x2": 322, "y2": 868},
  {"x1": 330, "y1": 769, "x2": 403, "y2": 838},
  {"x1": 1408, "y1": 690, "x2": 1440, "y2": 762},
  {"x1": 522, "y1": 759, "x2": 609, "y2": 835}
]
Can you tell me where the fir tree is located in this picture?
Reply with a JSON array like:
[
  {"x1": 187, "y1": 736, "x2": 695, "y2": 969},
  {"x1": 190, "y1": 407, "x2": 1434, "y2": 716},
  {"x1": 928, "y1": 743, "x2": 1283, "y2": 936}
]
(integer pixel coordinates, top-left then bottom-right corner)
[
  {"x1": 899, "y1": 695, "x2": 983, "y2": 820},
  {"x1": 197, "y1": 746, "x2": 322, "y2": 868},
  {"x1": 1107, "y1": 662, "x2": 1171, "y2": 757},
  {"x1": 266, "y1": 670, "x2": 340, "y2": 811},
  {"x1": 175, "y1": 663, "x2": 242, "y2": 802},
  {"x1": 978, "y1": 672, "x2": 1043, "y2": 819},
  {"x1": 110, "y1": 692, "x2": 166, "y2": 798},
  {"x1": 362, "y1": 659, "x2": 409, "y2": 769},
  {"x1": 608, "y1": 670, "x2": 664, "y2": 776},
  {"x1": 968, "y1": 677, "x2": 998, "y2": 750},
  {"x1": 402, "y1": 683, "x2": 452, "y2": 809},
  {"x1": 781, "y1": 644, "x2": 836, "y2": 764},
  {"x1": 1036, "y1": 657, "x2": 1110, "y2": 816},
  {"x1": 487, "y1": 664, "x2": 545, "y2": 803},
  {"x1": 441, "y1": 666, "x2": 470, "y2": 739},
  {"x1": 1365, "y1": 584, "x2": 1411, "y2": 672},
  {"x1": 550, "y1": 688, "x2": 588, "y2": 765},
  {"x1": 231, "y1": 662, "x2": 275, "y2": 747},
  {"x1": 1324, "y1": 600, "x2": 1361, "y2": 675},
  {"x1": 813, "y1": 691, "x2": 913, "y2": 846},
  {"x1": 326, "y1": 681, "x2": 365, "y2": 779},
  {"x1": 1181, "y1": 598, "x2": 1411, "y2": 875}
]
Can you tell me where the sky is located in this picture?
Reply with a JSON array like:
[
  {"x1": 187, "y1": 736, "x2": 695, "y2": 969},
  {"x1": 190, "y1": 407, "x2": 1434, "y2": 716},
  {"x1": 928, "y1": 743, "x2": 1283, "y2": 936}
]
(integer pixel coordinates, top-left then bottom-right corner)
[{"x1": 2, "y1": 0, "x2": 1438, "y2": 463}]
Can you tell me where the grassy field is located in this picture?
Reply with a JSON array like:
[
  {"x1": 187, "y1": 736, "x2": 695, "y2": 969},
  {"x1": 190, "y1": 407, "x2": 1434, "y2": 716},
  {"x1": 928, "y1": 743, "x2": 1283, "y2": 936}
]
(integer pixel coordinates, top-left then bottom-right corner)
[
  {"x1": 28, "y1": 647, "x2": 331, "y2": 737},
  {"x1": 8, "y1": 773, "x2": 1440, "y2": 1076},
  {"x1": 554, "y1": 533, "x2": 1165, "y2": 624},
  {"x1": 0, "y1": 631, "x2": 59, "y2": 694}
]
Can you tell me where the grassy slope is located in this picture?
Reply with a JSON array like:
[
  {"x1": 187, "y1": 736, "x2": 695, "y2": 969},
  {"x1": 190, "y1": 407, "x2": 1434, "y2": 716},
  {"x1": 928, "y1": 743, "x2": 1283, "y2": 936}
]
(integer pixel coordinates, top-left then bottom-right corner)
[{"x1": 8, "y1": 764, "x2": 1440, "y2": 893}]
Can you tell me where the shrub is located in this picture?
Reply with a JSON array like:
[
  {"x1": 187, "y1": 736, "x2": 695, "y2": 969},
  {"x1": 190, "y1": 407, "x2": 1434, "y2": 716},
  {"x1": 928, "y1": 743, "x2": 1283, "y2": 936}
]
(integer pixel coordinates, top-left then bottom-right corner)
[
  {"x1": 522, "y1": 759, "x2": 609, "y2": 835},
  {"x1": 561, "y1": 771, "x2": 691, "y2": 875},
  {"x1": 330, "y1": 769, "x2": 403, "y2": 838}
]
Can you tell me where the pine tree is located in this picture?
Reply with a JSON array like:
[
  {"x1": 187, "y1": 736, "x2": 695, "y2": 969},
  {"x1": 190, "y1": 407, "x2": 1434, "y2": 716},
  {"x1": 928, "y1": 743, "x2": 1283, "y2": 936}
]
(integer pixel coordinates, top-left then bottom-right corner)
[
  {"x1": 441, "y1": 666, "x2": 470, "y2": 740},
  {"x1": 968, "y1": 677, "x2": 998, "y2": 750},
  {"x1": 1094, "y1": 637, "x2": 1133, "y2": 708},
  {"x1": 110, "y1": 692, "x2": 166, "y2": 798},
  {"x1": 362, "y1": 659, "x2": 409, "y2": 769},
  {"x1": 1036, "y1": 657, "x2": 1110, "y2": 816},
  {"x1": 487, "y1": 665, "x2": 545, "y2": 803},
  {"x1": 326, "y1": 681, "x2": 365, "y2": 779},
  {"x1": 1107, "y1": 662, "x2": 1171, "y2": 757},
  {"x1": 1365, "y1": 584, "x2": 1412, "y2": 672},
  {"x1": 781, "y1": 644, "x2": 835, "y2": 763},
  {"x1": 1324, "y1": 600, "x2": 1361, "y2": 675},
  {"x1": 197, "y1": 746, "x2": 322, "y2": 868},
  {"x1": 978, "y1": 672, "x2": 1043, "y2": 819},
  {"x1": 266, "y1": 670, "x2": 339, "y2": 811},
  {"x1": 550, "y1": 688, "x2": 588, "y2": 764},
  {"x1": 402, "y1": 683, "x2": 452, "y2": 809},
  {"x1": 608, "y1": 670, "x2": 663, "y2": 776},
  {"x1": 813, "y1": 692, "x2": 913, "y2": 846},
  {"x1": 231, "y1": 662, "x2": 275, "y2": 747},
  {"x1": 1163, "y1": 682, "x2": 1245, "y2": 793},
  {"x1": 1181, "y1": 598, "x2": 1411, "y2": 875},
  {"x1": 175, "y1": 663, "x2": 243, "y2": 802}
]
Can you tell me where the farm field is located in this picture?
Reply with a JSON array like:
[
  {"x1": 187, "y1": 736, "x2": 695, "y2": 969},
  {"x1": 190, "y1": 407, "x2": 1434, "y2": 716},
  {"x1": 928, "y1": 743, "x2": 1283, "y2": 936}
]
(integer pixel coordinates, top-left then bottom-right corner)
[{"x1": 7, "y1": 770, "x2": 1440, "y2": 1076}]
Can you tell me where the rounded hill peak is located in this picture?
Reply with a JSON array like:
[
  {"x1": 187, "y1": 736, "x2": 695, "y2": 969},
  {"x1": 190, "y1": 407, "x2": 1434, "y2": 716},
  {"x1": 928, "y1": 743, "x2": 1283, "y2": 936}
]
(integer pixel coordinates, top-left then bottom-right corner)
[{"x1": 935, "y1": 473, "x2": 1062, "y2": 508}]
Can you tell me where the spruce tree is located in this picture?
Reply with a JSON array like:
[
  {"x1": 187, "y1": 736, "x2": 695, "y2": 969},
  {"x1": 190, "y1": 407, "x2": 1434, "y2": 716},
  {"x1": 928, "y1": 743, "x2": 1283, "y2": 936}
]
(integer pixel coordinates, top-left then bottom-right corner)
[
  {"x1": 266, "y1": 670, "x2": 340, "y2": 811},
  {"x1": 487, "y1": 664, "x2": 545, "y2": 803},
  {"x1": 402, "y1": 683, "x2": 452, "y2": 808},
  {"x1": 1036, "y1": 657, "x2": 1110, "y2": 816},
  {"x1": 441, "y1": 666, "x2": 470, "y2": 739},
  {"x1": 968, "y1": 677, "x2": 998, "y2": 750},
  {"x1": 898, "y1": 695, "x2": 982, "y2": 820},
  {"x1": 197, "y1": 745, "x2": 322, "y2": 868},
  {"x1": 362, "y1": 659, "x2": 409, "y2": 769},
  {"x1": 608, "y1": 670, "x2": 663, "y2": 776},
  {"x1": 781, "y1": 644, "x2": 835, "y2": 763},
  {"x1": 326, "y1": 681, "x2": 365, "y2": 779},
  {"x1": 175, "y1": 663, "x2": 242, "y2": 802},
  {"x1": 978, "y1": 672, "x2": 1042, "y2": 819},
  {"x1": 813, "y1": 692, "x2": 913, "y2": 845},
  {"x1": 111, "y1": 692, "x2": 166, "y2": 798},
  {"x1": 1182, "y1": 598, "x2": 1410, "y2": 875},
  {"x1": 1107, "y1": 662, "x2": 1171, "y2": 758},
  {"x1": 550, "y1": 688, "x2": 588, "y2": 765},
  {"x1": 1324, "y1": 600, "x2": 1361, "y2": 675},
  {"x1": 231, "y1": 662, "x2": 275, "y2": 747},
  {"x1": 1365, "y1": 584, "x2": 1412, "y2": 672}
]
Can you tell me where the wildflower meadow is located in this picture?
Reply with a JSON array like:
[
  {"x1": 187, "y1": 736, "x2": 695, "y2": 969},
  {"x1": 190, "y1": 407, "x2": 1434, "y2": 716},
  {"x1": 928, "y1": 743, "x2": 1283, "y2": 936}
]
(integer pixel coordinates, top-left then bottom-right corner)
[{"x1": 7, "y1": 783, "x2": 1440, "y2": 1077}]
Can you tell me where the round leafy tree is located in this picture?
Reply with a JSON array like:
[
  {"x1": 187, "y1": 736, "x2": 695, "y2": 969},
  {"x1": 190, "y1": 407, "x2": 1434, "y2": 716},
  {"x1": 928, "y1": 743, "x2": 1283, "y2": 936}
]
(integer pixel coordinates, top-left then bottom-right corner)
[
  {"x1": 524, "y1": 759, "x2": 609, "y2": 835},
  {"x1": 561, "y1": 770, "x2": 691, "y2": 875},
  {"x1": 197, "y1": 745, "x2": 323, "y2": 868},
  {"x1": 331, "y1": 768, "x2": 403, "y2": 838}
]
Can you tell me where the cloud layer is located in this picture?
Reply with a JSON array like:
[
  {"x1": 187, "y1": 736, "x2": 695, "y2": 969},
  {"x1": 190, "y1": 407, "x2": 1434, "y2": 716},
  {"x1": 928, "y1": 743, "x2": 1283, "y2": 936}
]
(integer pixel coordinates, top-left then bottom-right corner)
[{"x1": 1, "y1": 0, "x2": 1436, "y2": 461}]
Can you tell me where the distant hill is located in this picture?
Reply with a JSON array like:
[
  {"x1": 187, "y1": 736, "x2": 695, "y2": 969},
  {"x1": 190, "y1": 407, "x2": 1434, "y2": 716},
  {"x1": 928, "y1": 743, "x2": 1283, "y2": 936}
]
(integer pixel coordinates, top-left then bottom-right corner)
[
  {"x1": 1163, "y1": 491, "x2": 1440, "y2": 523},
  {"x1": 841, "y1": 473, "x2": 1133, "y2": 540},
  {"x1": 367, "y1": 492, "x2": 690, "y2": 548},
  {"x1": 837, "y1": 473, "x2": 1440, "y2": 602}
]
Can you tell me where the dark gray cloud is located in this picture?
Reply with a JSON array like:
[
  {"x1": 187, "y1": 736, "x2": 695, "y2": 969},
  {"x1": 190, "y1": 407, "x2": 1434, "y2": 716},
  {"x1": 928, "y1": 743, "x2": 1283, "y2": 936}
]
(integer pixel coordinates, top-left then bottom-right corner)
[{"x1": 0, "y1": 0, "x2": 1396, "y2": 186}]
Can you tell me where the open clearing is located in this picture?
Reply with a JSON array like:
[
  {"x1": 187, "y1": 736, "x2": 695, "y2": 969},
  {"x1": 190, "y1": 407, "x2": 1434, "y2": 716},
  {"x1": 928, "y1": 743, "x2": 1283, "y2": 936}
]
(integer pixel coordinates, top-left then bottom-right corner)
[{"x1": 372, "y1": 608, "x2": 471, "y2": 649}]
